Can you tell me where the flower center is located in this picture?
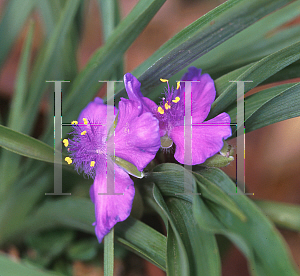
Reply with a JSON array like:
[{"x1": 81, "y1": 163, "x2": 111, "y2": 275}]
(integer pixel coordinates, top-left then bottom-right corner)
[
  {"x1": 156, "y1": 80, "x2": 185, "y2": 147},
  {"x1": 64, "y1": 118, "x2": 108, "y2": 178}
]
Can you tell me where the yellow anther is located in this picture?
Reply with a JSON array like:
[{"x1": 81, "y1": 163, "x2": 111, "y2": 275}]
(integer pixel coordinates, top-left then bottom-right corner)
[
  {"x1": 81, "y1": 130, "x2": 87, "y2": 135},
  {"x1": 165, "y1": 102, "x2": 171, "y2": 110},
  {"x1": 176, "y1": 81, "x2": 180, "y2": 90},
  {"x1": 160, "y1": 78, "x2": 168, "y2": 83},
  {"x1": 71, "y1": 121, "x2": 78, "y2": 125},
  {"x1": 63, "y1": 139, "x2": 69, "y2": 147},
  {"x1": 90, "y1": 161, "x2": 95, "y2": 167},
  {"x1": 172, "y1": 96, "x2": 180, "y2": 103},
  {"x1": 65, "y1": 157, "x2": 72, "y2": 164},
  {"x1": 83, "y1": 118, "x2": 88, "y2": 125},
  {"x1": 158, "y1": 106, "x2": 164, "y2": 114}
]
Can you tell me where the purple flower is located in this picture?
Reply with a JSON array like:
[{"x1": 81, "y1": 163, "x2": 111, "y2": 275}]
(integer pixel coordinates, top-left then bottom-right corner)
[
  {"x1": 66, "y1": 97, "x2": 160, "y2": 242},
  {"x1": 124, "y1": 67, "x2": 232, "y2": 165}
]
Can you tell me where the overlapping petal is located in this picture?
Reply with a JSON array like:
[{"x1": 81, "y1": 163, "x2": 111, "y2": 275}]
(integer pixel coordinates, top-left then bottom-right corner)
[
  {"x1": 170, "y1": 112, "x2": 232, "y2": 165},
  {"x1": 78, "y1": 97, "x2": 117, "y2": 127},
  {"x1": 113, "y1": 98, "x2": 161, "y2": 171},
  {"x1": 91, "y1": 159, "x2": 135, "y2": 243},
  {"x1": 124, "y1": 73, "x2": 158, "y2": 114},
  {"x1": 179, "y1": 67, "x2": 216, "y2": 124}
]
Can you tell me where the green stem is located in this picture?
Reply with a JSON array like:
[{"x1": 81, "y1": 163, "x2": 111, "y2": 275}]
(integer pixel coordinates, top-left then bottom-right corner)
[{"x1": 104, "y1": 227, "x2": 114, "y2": 276}]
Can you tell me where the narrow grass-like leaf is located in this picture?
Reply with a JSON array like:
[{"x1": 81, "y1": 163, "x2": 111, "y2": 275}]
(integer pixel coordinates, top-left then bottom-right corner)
[
  {"x1": 20, "y1": 197, "x2": 166, "y2": 271},
  {"x1": 0, "y1": 253, "x2": 58, "y2": 276},
  {"x1": 21, "y1": 0, "x2": 81, "y2": 136},
  {"x1": 113, "y1": 0, "x2": 296, "y2": 102},
  {"x1": 226, "y1": 82, "x2": 300, "y2": 135},
  {"x1": 166, "y1": 197, "x2": 221, "y2": 276},
  {"x1": 153, "y1": 185, "x2": 189, "y2": 276},
  {"x1": 62, "y1": 0, "x2": 166, "y2": 124},
  {"x1": 262, "y1": 60, "x2": 300, "y2": 84},
  {"x1": 97, "y1": 0, "x2": 123, "y2": 80},
  {"x1": 0, "y1": 0, "x2": 37, "y2": 67},
  {"x1": 0, "y1": 22, "x2": 34, "y2": 190},
  {"x1": 0, "y1": 167, "x2": 51, "y2": 245},
  {"x1": 193, "y1": 168, "x2": 300, "y2": 276},
  {"x1": 210, "y1": 41, "x2": 300, "y2": 117},
  {"x1": 255, "y1": 200, "x2": 300, "y2": 232},
  {"x1": 140, "y1": 0, "x2": 300, "y2": 101},
  {"x1": 0, "y1": 124, "x2": 55, "y2": 163},
  {"x1": 97, "y1": 0, "x2": 121, "y2": 42},
  {"x1": 150, "y1": 163, "x2": 246, "y2": 221}
]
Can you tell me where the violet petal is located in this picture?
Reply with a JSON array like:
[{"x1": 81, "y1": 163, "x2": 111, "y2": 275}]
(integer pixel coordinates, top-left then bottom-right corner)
[
  {"x1": 113, "y1": 98, "x2": 161, "y2": 171},
  {"x1": 92, "y1": 159, "x2": 135, "y2": 243},
  {"x1": 170, "y1": 112, "x2": 232, "y2": 165}
]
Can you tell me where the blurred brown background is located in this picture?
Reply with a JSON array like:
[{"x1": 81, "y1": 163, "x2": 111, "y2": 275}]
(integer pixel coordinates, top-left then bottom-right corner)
[{"x1": 0, "y1": 0, "x2": 299, "y2": 275}]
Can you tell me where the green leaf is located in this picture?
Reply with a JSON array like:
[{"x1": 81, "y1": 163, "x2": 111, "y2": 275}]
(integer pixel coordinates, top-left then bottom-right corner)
[
  {"x1": 211, "y1": 40, "x2": 300, "y2": 118},
  {"x1": 262, "y1": 60, "x2": 300, "y2": 85},
  {"x1": 193, "y1": 0, "x2": 300, "y2": 78},
  {"x1": 0, "y1": 21, "x2": 35, "y2": 189},
  {"x1": 62, "y1": 0, "x2": 166, "y2": 124},
  {"x1": 97, "y1": 0, "x2": 123, "y2": 80},
  {"x1": 21, "y1": 197, "x2": 166, "y2": 271},
  {"x1": 26, "y1": 230, "x2": 74, "y2": 266},
  {"x1": 113, "y1": 0, "x2": 296, "y2": 102},
  {"x1": 226, "y1": 82, "x2": 300, "y2": 135},
  {"x1": 193, "y1": 168, "x2": 300, "y2": 276},
  {"x1": 113, "y1": 156, "x2": 143, "y2": 178},
  {"x1": 97, "y1": 0, "x2": 121, "y2": 42},
  {"x1": 166, "y1": 197, "x2": 221, "y2": 276},
  {"x1": 193, "y1": 172, "x2": 246, "y2": 222},
  {"x1": 0, "y1": 0, "x2": 37, "y2": 67},
  {"x1": 67, "y1": 240, "x2": 98, "y2": 261},
  {"x1": 22, "y1": 0, "x2": 81, "y2": 136},
  {"x1": 0, "y1": 253, "x2": 58, "y2": 276},
  {"x1": 255, "y1": 200, "x2": 300, "y2": 232},
  {"x1": 0, "y1": 165, "x2": 51, "y2": 245},
  {"x1": 0, "y1": 124, "x2": 55, "y2": 164},
  {"x1": 152, "y1": 185, "x2": 189, "y2": 276},
  {"x1": 149, "y1": 163, "x2": 246, "y2": 222}
]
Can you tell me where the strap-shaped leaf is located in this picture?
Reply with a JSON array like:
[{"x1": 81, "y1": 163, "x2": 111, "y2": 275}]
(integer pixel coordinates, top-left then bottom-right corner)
[
  {"x1": 152, "y1": 185, "x2": 190, "y2": 276},
  {"x1": 226, "y1": 82, "x2": 300, "y2": 135},
  {"x1": 0, "y1": 124, "x2": 54, "y2": 164},
  {"x1": 0, "y1": 253, "x2": 58, "y2": 276},
  {"x1": 210, "y1": 41, "x2": 300, "y2": 117},
  {"x1": 255, "y1": 200, "x2": 300, "y2": 232},
  {"x1": 20, "y1": 197, "x2": 166, "y2": 271},
  {"x1": 193, "y1": 168, "x2": 300, "y2": 276},
  {"x1": 62, "y1": 0, "x2": 166, "y2": 124},
  {"x1": 0, "y1": 0, "x2": 37, "y2": 67},
  {"x1": 113, "y1": 0, "x2": 296, "y2": 102}
]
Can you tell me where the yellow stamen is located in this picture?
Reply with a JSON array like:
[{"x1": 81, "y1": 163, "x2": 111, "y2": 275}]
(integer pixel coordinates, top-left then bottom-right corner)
[
  {"x1": 90, "y1": 161, "x2": 95, "y2": 167},
  {"x1": 176, "y1": 81, "x2": 180, "y2": 90},
  {"x1": 160, "y1": 78, "x2": 168, "y2": 83},
  {"x1": 71, "y1": 121, "x2": 78, "y2": 125},
  {"x1": 63, "y1": 139, "x2": 69, "y2": 147},
  {"x1": 65, "y1": 157, "x2": 72, "y2": 164},
  {"x1": 81, "y1": 130, "x2": 87, "y2": 135},
  {"x1": 158, "y1": 106, "x2": 164, "y2": 114},
  {"x1": 83, "y1": 118, "x2": 88, "y2": 125},
  {"x1": 165, "y1": 102, "x2": 171, "y2": 110},
  {"x1": 172, "y1": 96, "x2": 180, "y2": 103}
]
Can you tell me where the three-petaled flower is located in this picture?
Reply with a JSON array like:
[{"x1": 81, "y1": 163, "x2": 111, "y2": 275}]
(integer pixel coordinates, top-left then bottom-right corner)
[
  {"x1": 124, "y1": 67, "x2": 232, "y2": 165},
  {"x1": 65, "y1": 97, "x2": 161, "y2": 242}
]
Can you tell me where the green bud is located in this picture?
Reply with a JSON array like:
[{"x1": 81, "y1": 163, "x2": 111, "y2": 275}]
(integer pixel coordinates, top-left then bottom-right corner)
[
  {"x1": 113, "y1": 156, "x2": 144, "y2": 178},
  {"x1": 201, "y1": 141, "x2": 234, "y2": 167}
]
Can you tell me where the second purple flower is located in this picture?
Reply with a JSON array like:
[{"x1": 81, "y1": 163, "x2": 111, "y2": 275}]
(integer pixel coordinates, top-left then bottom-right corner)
[{"x1": 124, "y1": 67, "x2": 232, "y2": 165}]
